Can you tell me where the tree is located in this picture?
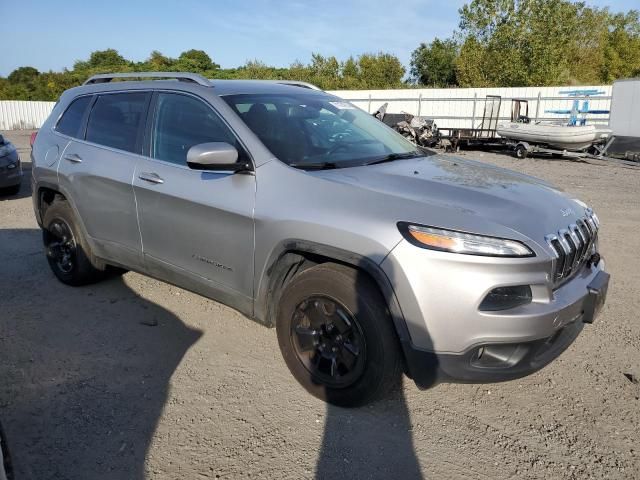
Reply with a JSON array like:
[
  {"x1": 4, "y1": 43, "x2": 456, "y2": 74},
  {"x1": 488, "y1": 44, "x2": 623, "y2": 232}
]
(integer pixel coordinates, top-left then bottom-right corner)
[
  {"x1": 74, "y1": 49, "x2": 129, "y2": 72},
  {"x1": 146, "y1": 50, "x2": 175, "y2": 71},
  {"x1": 410, "y1": 38, "x2": 458, "y2": 86},
  {"x1": 176, "y1": 49, "x2": 219, "y2": 73},
  {"x1": 453, "y1": 0, "x2": 639, "y2": 87},
  {"x1": 8, "y1": 66, "x2": 40, "y2": 85},
  {"x1": 601, "y1": 11, "x2": 640, "y2": 82},
  {"x1": 234, "y1": 60, "x2": 283, "y2": 80},
  {"x1": 0, "y1": 49, "x2": 407, "y2": 100},
  {"x1": 340, "y1": 57, "x2": 363, "y2": 89},
  {"x1": 456, "y1": 0, "x2": 577, "y2": 86},
  {"x1": 287, "y1": 53, "x2": 404, "y2": 90},
  {"x1": 5, "y1": 67, "x2": 42, "y2": 100},
  {"x1": 357, "y1": 53, "x2": 405, "y2": 89},
  {"x1": 342, "y1": 57, "x2": 359, "y2": 78}
]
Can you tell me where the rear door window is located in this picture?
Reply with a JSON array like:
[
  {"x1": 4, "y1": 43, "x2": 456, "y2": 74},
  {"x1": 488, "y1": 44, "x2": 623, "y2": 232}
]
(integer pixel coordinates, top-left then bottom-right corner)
[
  {"x1": 86, "y1": 92, "x2": 149, "y2": 153},
  {"x1": 55, "y1": 96, "x2": 92, "y2": 138}
]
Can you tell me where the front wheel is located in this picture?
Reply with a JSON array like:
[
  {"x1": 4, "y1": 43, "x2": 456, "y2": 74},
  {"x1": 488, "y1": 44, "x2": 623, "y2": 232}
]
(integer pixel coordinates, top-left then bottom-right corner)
[{"x1": 276, "y1": 263, "x2": 403, "y2": 407}]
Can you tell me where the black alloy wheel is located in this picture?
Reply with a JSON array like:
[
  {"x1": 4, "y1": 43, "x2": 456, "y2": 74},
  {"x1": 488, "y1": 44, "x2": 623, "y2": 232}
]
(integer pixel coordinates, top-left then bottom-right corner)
[
  {"x1": 291, "y1": 296, "x2": 367, "y2": 388},
  {"x1": 44, "y1": 218, "x2": 77, "y2": 274}
]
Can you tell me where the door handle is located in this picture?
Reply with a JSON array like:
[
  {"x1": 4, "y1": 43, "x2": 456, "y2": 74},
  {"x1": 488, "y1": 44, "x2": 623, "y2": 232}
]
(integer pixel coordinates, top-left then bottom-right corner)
[
  {"x1": 138, "y1": 172, "x2": 164, "y2": 184},
  {"x1": 63, "y1": 153, "x2": 82, "y2": 163}
]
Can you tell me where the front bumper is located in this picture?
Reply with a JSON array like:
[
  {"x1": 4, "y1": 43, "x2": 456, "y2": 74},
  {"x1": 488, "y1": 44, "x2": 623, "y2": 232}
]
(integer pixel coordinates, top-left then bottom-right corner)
[
  {"x1": 382, "y1": 239, "x2": 607, "y2": 387},
  {"x1": 0, "y1": 152, "x2": 22, "y2": 188}
]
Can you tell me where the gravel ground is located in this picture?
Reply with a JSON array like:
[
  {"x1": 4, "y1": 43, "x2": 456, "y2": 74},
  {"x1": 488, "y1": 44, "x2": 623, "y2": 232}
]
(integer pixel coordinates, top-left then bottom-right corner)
[{"x1": 1, "y1": 130, "x2": 639, "y2": 480}]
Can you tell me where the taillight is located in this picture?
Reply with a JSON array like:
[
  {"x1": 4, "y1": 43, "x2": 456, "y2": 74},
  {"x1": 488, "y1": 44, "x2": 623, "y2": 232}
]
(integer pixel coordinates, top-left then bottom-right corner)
[{"x1": 30, "y1": 131, "x2": 38, "y2": 148}]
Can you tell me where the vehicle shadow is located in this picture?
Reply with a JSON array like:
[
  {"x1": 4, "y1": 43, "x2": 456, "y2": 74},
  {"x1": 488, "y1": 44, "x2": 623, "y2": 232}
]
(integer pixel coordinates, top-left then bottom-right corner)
[
  {"x1": 316, "y1": 386, "x2": 423, "y2": 479},
  {"x1": 314, "y1": 262, "x2": 433, "y2": 480},
  {"x1": 0, "y1": 228, "x2": 202, "y2": 480}
]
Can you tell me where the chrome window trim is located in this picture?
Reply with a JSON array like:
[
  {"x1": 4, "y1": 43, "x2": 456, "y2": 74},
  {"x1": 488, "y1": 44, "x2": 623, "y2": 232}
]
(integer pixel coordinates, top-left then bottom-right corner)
[{"x1": 50, "y1": 88, "x2": 256, "y2": 173}]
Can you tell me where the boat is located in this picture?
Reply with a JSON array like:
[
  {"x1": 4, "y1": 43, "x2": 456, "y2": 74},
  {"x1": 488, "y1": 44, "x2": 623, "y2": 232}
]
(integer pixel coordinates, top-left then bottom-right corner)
[{"x1": 496, "y1": 121, "x2": 612, "y2": 151}]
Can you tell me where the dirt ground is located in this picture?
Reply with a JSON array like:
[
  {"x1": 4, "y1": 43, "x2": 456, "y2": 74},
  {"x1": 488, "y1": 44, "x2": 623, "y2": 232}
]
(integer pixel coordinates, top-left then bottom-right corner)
[{"x1": 1, "y1": 129, "x2": 639, "y2": 480}]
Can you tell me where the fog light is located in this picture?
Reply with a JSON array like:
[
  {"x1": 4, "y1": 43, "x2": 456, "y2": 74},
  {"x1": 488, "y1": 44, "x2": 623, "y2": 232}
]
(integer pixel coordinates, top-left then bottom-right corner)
[
  {"x1": 7, "y1": 163, "x2": 16, "y2": 169},
  {"x1": 479, "y1": 285, "x2": 532, "y2": 311},
  {"x1": 472, "y1": 343, "x2": 530, "y2": 368}
]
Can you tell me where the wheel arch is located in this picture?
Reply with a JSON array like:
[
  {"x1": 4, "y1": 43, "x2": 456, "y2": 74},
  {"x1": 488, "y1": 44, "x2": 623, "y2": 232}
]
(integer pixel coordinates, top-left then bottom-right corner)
[
  {"x1": 35, "y1": 183, "x2": 65, "y2": 226},
  {"x1": 34, "y1": 180, "x2": 100, "y2": 263},
  {"x1": 254, "y1": 240, "x2": 413, "y2": 348}
]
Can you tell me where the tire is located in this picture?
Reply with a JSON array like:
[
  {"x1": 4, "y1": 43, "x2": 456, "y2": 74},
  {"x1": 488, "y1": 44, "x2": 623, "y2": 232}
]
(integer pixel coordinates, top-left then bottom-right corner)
[
  {"x1": 1, "y1": 184, "x2": 20, "y2": 196},
  {"x1": 42, "y1": 199, "x2": 105, "y2": 286},
  {"x1": 276, "y1": 263, "x2": 403, "y2": 407},
  {"x1": 515, "y1": 145, "x2": 528, "y2": 159}
]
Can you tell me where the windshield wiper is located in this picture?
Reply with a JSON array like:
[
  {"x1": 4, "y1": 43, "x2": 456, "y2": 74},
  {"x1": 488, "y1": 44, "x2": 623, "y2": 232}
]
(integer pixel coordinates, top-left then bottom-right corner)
[
  {"x1": 289, "y1": 161, "x2": 339, "y2": 170},
  {"x1": 365, "y1": 152, "x2": 423, "y2": 166}
]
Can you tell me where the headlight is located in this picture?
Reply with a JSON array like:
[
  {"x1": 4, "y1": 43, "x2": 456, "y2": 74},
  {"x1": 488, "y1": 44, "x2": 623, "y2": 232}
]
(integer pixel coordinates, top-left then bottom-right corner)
[
  {"x1": 0, "y1": 144, "x2": 15, "y2": 158},
  {"x1": 398, "y1": 223, "x2": 534, "y2": 257}
]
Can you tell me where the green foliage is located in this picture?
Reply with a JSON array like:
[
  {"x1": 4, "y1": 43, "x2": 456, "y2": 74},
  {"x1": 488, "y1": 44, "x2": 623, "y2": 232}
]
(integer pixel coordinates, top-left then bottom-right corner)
[
  {"x1": 600, "y1": 11, "x2": 640, "y2": 83},
  {"x1": 455, "y1": 0, "x2": 603, "y2": 86},
  {"x1": 145, "y1": 50, "x2": 175, "y2": 71},
  {"x1": 358, "y1": 53, "x2": 405, "y2": 89},
  {"x1": 409, "y1": 0, "x2": 640, "y2": 87},
  {"x1": 410, "y1": 38, "x2": 459, "y2": 86},
  {"x1": 73, "y1": 48, "x2": 131, "y2": 74},
  {"x1": 0, "y1": 49, "x2": 405, "y2": 100},
  {"x1": 176, "y1": 49, "x2": 220, "y2": 72},
  {"x1": 5, "y1": 1, "x2": 637, "y2": 99},
  {"x1": 7, "y1": 66, "x2": 40, "y2": 84}
]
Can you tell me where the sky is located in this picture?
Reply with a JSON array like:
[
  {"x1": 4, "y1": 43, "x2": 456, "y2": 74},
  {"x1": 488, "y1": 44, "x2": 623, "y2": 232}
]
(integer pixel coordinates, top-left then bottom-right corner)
[{"x1": 2, "y1": 0, "x2": 638, "y2": 77}]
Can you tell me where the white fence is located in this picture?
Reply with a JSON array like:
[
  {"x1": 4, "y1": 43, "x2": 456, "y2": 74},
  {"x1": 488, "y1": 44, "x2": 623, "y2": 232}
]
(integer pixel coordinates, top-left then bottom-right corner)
[
  {"x1": 0, "y1": 101, "x2": 56, "y2": 130},
  {"x1": 328, "y1": 85, "x2": 612, "y2": 130},
  {"x1": 1, "y1": 84, "x2": 612, "y2": 131}
]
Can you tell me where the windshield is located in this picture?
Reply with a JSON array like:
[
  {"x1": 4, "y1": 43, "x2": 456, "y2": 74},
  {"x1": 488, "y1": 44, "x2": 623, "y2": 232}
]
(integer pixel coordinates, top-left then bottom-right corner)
[{"x1": 221, "y1": 93, "x2": 423, "y2": 168}]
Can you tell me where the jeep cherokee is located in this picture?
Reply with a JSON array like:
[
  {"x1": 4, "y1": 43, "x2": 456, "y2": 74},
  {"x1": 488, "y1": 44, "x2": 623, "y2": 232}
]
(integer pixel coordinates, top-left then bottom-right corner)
[{"x1": 30, "y1": 72, "x2": 609, "y2": 407}]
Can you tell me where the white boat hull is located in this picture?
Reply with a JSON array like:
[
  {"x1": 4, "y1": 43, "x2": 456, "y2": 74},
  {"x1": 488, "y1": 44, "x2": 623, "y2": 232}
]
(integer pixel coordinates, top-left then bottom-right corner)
[{"x1": 497, "y1": 122, "x2": 611, "y2": 151}]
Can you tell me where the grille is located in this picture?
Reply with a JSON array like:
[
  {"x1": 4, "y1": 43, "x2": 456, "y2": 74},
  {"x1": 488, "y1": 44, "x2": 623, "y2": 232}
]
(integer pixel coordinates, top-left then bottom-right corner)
[{"x1": 545, "y1": 209, "x2": 599, "y2": 285}]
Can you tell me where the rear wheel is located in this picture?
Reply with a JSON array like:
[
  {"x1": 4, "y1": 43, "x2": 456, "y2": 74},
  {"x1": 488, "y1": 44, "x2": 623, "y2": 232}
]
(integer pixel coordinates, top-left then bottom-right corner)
[
  {"x1": 276, "y1": 263, "x2": 403, "y2": 407},
  {"x1": 42, "y1": 200, "x2": 105, "y2": 286}
]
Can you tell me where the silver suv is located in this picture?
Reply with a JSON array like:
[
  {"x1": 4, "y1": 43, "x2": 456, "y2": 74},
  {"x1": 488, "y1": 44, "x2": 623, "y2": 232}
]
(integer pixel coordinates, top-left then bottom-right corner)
[{"x1": 31, "y1": 72, "x2": 609, "y2": 407}]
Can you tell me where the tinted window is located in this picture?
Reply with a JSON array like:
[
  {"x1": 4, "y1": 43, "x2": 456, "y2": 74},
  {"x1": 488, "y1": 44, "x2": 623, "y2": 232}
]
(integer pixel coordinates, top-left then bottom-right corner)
[
  {"x1": 56, "y1": 96, "x2": 92, "y2": 138},
  {"x1": 222, "y1": 93, "x2": 420, "y2": 167},
  {"x1": 86, "y1": 93, "x2": 148, "y2": 153},
  {"x1": 151, "y1": 93, "x2": 238, "y2": 166}
]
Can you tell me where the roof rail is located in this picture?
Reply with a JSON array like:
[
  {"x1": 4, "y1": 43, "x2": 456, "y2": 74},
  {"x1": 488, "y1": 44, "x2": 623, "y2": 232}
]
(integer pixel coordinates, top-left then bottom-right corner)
[
  {"x1": 83, "y1": 72, "x2": 212, "y2": 87},
  {"x1": 238, "y1": 80, "x2": 321, "y2": 91},
  {"x1": 272, "y1": 80, "x2": 322, "y2": 91}
]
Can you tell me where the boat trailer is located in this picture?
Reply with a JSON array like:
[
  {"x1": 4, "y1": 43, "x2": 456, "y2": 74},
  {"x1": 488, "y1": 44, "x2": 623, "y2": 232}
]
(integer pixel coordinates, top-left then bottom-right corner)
[
  {"x1": 438, "y1": 95, "x2": 504, "y2": 152},
  {"x1": 506, "y1": 140, "x2": 591, "y2": 160}
]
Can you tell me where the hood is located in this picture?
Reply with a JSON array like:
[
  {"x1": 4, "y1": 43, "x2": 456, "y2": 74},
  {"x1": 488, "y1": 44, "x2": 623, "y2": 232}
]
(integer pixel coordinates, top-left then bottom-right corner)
[{"x1": 311, "y1": 154, "x2": 587, "y2": 245}]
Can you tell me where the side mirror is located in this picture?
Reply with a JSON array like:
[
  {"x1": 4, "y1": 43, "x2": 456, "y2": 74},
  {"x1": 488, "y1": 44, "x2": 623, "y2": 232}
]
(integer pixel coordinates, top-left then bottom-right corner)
[{"x1": 186, "y1": 142, "x2": 251, "y2": 172}]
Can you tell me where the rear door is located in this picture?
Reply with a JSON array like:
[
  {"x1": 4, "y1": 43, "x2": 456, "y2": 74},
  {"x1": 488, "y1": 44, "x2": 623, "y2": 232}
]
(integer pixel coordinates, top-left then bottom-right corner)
[
  {"x1": 57, "y1": 91, "x2": 151, "y2": 268},
  {"x1": 133, "y1": 91, "x2": 255, "y2": 310}
]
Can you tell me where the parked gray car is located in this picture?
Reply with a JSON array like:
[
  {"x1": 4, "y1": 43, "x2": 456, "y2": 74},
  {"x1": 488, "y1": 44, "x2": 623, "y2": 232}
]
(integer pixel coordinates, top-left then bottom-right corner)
[
  {"x1": 0, "y1": 134, "x2": 22, "y2": 195},
  {"x1": 30, "y1": 73, "x2": 609, "y2": 406}
]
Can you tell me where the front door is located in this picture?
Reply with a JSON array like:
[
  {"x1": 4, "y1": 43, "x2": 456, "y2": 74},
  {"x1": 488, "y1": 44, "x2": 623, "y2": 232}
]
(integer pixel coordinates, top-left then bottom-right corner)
[{"x1": 133, "y1": 92, "x2": 255, "y2": 310}]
